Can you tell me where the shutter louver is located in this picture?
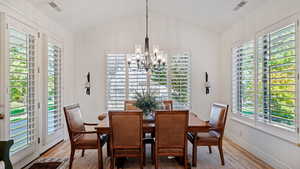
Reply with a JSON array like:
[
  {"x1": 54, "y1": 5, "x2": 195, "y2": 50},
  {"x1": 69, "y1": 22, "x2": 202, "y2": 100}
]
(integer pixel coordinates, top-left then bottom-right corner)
[
  {"x1": 9, "y1": 28, "x2": 36, "y2": 154},
  {"x1": 257, "y1": 23, "x2": 297, "y2": 129},
  {"x1": 169, "y1": 53, "x2": 191, "y2": 109},
  {"x1": 232, "y1": 41, "x2": 255, "y2": 117},
  {"x1": 106, "y1": 54, "x2": 126, "y2": 110},
  {"x1": 47, "y1": 43, "x2": 62, "y2": 135}
]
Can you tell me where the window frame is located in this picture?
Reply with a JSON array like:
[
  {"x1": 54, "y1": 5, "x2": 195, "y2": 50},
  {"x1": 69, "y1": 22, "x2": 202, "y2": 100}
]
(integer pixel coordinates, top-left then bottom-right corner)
[{"x1": 231, "y1": 16, "x2": 300, "y2": 144}]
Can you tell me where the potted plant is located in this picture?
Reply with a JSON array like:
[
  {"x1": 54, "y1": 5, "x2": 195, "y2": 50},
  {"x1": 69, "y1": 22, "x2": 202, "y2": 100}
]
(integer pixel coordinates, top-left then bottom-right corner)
[{"x1": 133, "y1": 90, "x2": 159, "y2": 117}]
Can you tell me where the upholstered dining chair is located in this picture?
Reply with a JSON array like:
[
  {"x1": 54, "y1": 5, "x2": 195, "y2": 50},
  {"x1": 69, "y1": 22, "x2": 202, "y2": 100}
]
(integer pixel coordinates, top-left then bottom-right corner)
[
  {"x1": 154, "y1": 110, "x2": 189, "y2": 169},
  {"x1": 187, "y1": 103, "x2": 229, "y2": 166},
  {"x1": 162, "y1": 100, "x2": 173, "y2": 110},
  {"x1": 109, "y1": 111, "x2": 144, "y2": 169},
  {"x1": 64, "y1": 104, "x2": 108, "y2": 169}
]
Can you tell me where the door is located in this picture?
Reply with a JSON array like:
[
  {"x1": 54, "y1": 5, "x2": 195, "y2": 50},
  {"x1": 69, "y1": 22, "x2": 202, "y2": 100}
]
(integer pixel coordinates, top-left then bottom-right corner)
[
  {"x1": 42, "y1": 36, "x2": 64, "y2": 150},
  {"x1": 4, "y1": 17, "x2": 39, "y2": 163}
]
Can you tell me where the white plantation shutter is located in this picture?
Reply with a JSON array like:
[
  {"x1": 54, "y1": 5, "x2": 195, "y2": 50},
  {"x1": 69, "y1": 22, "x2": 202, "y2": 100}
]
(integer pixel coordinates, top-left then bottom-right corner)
[
  {"x1": 128, "y1": 57, "x2": 147, "y2": 99},
  {"x1": 8, "y1": 28, "x2": 36, "y2": 154},
  {"x1": 47, "y1": 43, "x2": 62, "y2": 135},
  {"x1": 150, "y1": 66, "x2": 168, "y2": 102},
  {"x1": 169, "y1": 53, "x2": 191, "y2": 109},
  {"x1": 106, "y1": 54, "x2": 126, "y2": 110},
  {"x1": 232, "y1": 41, "x2": 256, "y2": 117},
  {"x1": 257, "y1": 23, "x2": 297, "y2": 129},
  {"x1": 106, "y1": 53, "x2": 191, "y2": 110}
]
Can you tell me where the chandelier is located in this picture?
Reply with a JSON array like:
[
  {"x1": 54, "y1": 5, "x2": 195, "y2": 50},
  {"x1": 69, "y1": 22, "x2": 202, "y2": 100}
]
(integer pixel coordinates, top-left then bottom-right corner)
[{"x1": 127, "y1": 0, "x2": 167, "y2": 72}]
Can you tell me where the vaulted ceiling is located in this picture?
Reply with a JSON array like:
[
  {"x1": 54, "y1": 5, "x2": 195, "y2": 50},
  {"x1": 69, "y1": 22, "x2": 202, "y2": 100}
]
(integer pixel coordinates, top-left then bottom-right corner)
[{"x1": 28, "y1": 0, "x2": 270, "y2": 32}]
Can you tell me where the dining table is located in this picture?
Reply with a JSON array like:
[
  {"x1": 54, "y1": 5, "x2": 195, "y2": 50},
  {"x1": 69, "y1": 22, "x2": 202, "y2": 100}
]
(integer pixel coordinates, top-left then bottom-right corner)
[
  {"x1": 95, "y1": 112, "x2": 211, "y2": 134},
  {"x1": 94, "y1": 111, "x2": 211, "y2": 169}
]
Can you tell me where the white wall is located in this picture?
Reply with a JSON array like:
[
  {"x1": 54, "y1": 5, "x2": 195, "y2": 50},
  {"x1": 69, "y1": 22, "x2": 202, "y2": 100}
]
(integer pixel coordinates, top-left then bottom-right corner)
[
  {"x1": 74, "y1": 14, "x2": 222, "y2": 122},
  {"x1": 220, "y1": 0, "x2": 300, "y2": 169},
  {"x1": 0, "y1": 0, "x2": 75, "y2": 168}
]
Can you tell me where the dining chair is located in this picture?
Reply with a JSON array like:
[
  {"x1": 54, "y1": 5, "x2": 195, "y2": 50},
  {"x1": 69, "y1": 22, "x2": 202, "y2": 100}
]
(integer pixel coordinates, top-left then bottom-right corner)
[
  {"x1": 162, "y1": 100, "x2": 173, "y2": 110},
  {"x1": 109, "y1": 111, "x2": 144, "y2": 169},
  {"x1": 187, "y1": 103, "x2": 229, "y2": 166},
  {"x1": 154, "y1": 110, "x2": 189, "y2": 169},
  {"x1": 64, "y1": 104, "x2": 108, "y2": 169},
  {"x1": 0, "y1": 140, "x2": 13, "y2": 169},
  {"x1": 124, "y1": 100, "x2": 140, "y2": 111}
]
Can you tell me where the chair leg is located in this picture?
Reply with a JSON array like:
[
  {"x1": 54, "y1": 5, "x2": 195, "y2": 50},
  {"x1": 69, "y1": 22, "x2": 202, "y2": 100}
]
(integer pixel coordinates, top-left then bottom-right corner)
[
  {"x1": 184, "y1": 154, "x2": 188, "y2": 169},
  {"x1": 208, "y1": 146, "x2": 212, "y2": 154},
  {"x1": 69, "y1": 148, "x2": 75, "y2": 169},
  {"x1": 97, "y1": 133, "x2": 103, "y2": 169},
  {"x1": 81, "y1": 149, "x2": 85, "y2": 157},
  {"x1": 110, "y1": 153, "x2": 115, "y2": 169},
  {"x1": 155, "y1": 156, "x2": 158, "y2": 169},
  {"x1": 98, "y1": 146, "x2": 103, "y2": 169},
  {"x1": 192, "y1": 143, "x2": 197, "y2": 167},
  {"x1": 140, "y1": 149, "x2": 144, "y2": 169},
  {"x1": 218, "y1": 143, "x2": 225, "y2": 165}
]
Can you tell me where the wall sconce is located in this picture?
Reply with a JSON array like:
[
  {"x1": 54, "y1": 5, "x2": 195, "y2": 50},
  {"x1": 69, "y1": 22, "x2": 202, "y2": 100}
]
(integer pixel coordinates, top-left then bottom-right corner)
[
  {"x1": 205, "y1": 72, "x2": 211, "y2": 95},
  {"x1": 85, "y1": 72, "x2": 91, "y2": 95}
]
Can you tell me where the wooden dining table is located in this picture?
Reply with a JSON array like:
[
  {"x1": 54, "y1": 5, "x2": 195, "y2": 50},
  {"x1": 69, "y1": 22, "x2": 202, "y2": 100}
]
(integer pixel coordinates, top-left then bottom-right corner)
[
  {"x1": 94, "y1": 112, "x2": 211, "y2": 168},
  {"x1": 94, "y1": 112, "x2": 211, "y2": 134}
]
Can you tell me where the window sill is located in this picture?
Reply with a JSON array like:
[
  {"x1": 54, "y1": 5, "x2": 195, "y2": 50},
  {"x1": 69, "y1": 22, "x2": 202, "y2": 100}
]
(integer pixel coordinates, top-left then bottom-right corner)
[{"x1": 231, "y1": 117, "x2": 299, "y2": 145}]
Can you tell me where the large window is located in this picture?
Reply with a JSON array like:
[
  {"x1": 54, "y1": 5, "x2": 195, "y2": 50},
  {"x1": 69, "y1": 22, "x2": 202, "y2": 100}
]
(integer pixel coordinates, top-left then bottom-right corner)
[
  {"x1": 106, "y1": 53, "x2": 191, "y2": 110},
  {"x1": 232, "y1": 21, "x2": 298, "y2": 132}
]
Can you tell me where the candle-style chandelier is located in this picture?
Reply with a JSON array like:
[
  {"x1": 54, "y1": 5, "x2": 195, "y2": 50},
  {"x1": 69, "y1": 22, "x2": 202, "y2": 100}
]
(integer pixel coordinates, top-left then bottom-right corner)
[{"x1": 127, "y1": 0, "x2": 167, "y2": 72}]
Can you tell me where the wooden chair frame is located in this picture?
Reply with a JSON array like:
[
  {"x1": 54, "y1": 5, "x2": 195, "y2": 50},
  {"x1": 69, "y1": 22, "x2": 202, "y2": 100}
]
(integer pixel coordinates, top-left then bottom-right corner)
[
  {"x1": 154, "y1": 110, "x2": 189, "y2": 169},
  {"x1": 109, "y1": 111, "x2": 144, "y2": 169},
  {"x1": 64, "y1": 104, "x2": 108, "y2": 169},
  {"x1": 188, "y1": 103, "x2": 229, "y2": 166}
]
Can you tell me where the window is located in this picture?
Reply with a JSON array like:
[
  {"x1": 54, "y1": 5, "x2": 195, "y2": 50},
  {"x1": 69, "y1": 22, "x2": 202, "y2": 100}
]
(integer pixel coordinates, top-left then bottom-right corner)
[
  {"x1": 47, "y1": 43, "x2": 62, "y2": 135},
  {"x1": 8, "y1": 27, "x2": 36, "y2": 154},
  {"x1": 232, "y1": 41, "x2": 255, "y2": 118},
  {"x1": 232, "y1": 22, "x2": 298, "y2": 132},
  {"x1": 106, "y1": 54, "x2": 126, "y2": 110},
  {"x1": 106, "y1": 53, "x2": 191, "y2": 110}
]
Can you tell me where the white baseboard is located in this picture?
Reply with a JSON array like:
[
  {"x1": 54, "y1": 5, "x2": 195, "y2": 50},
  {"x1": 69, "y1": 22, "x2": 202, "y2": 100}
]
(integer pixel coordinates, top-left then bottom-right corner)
[{"x1": 226, "y1": 133, "x2": 291, "y2": 169}]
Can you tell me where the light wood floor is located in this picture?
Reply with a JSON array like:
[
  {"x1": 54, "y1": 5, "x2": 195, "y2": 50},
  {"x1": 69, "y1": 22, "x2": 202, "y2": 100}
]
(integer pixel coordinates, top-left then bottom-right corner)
[{"x1": 41, "y1": 138, "x2": 273, "y2": 169}]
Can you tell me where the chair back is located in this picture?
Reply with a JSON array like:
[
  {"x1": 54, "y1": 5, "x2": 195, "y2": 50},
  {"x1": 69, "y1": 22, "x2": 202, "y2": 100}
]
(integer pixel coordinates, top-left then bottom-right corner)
[
  {"x1": 64, "y1": 104, "x2": 85, "y2": 142},
  {"x1": 162, "y1": 100, "x2": 173, "y2": 111},
  {"x1": 124, "y1": 100, "x2": 140, "y2": 111},
  {"x1": 109, "y1": 111, "x2": 143, "y2": 149},
  {"x1": 155, "y1": 110, "x2": 188, "y2": 150},
  {"x1": 209, "y1": 103, "x2": 229, "y2": 136}
]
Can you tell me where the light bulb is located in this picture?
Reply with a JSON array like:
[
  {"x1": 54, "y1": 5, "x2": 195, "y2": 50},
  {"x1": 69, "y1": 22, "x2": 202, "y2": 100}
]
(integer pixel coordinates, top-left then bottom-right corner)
[{"x1": 153, "y1": 45, "x2": 159, "y2": 54}]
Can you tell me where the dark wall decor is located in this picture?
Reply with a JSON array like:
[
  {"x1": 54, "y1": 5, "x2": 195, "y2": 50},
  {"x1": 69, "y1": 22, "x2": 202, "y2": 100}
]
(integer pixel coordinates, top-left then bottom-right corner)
[
  {"x1": 205, "y1": 72, "x2": 211, "y2": 95},
  {"x1": 85, "y1": 72, "x2": 91, "y2": 95}
]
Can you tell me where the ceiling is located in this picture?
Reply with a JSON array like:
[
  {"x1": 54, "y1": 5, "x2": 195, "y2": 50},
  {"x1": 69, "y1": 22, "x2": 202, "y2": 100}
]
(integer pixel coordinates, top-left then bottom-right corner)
[{"x1": 27, "y1": 0, "x2": 270, "y2": 33}]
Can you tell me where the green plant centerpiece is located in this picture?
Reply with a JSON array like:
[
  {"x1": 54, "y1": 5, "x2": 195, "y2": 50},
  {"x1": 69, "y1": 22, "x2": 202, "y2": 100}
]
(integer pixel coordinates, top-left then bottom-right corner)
[{"x1": 133, "y1": 90, "x2": 159, "y2": 116}]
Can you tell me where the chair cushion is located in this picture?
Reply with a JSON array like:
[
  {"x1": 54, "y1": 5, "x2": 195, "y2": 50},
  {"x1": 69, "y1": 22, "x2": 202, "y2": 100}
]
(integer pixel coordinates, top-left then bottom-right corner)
[
  {"x1": 75, "y1": 134, "x2": 108, "y2": 147},
  {"x1": 196, "y1": 131, "x2": 219, "y2": 143}
]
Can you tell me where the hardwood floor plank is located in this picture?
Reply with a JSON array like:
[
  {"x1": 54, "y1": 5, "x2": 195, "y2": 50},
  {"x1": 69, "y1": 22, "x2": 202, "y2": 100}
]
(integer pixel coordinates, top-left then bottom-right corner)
[{"x1": 41, "y1": 138, "x2": 273, "y2": 169}]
